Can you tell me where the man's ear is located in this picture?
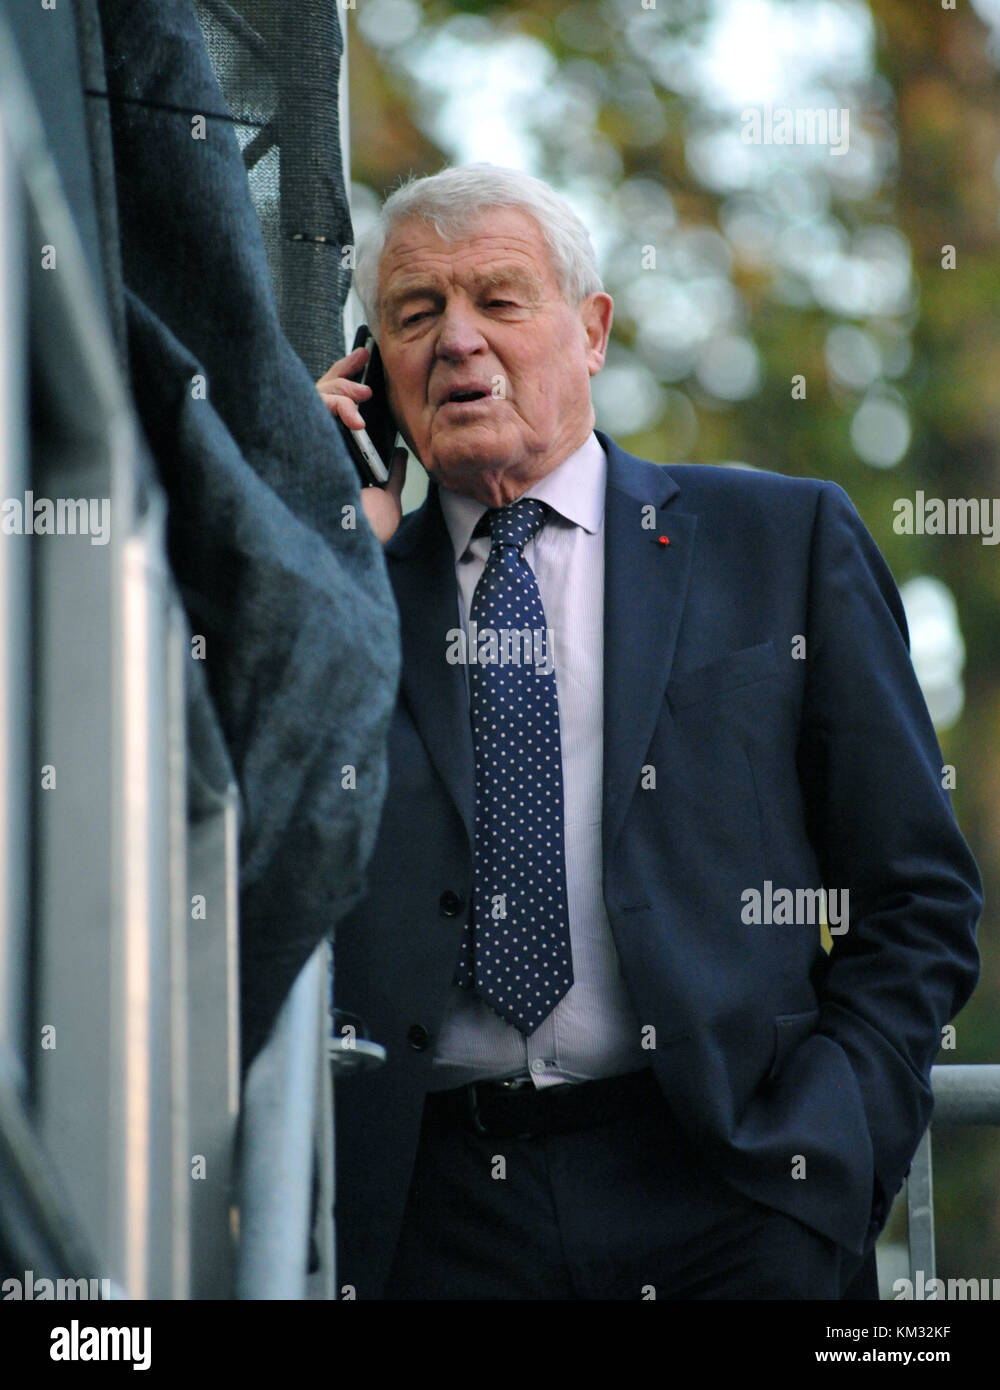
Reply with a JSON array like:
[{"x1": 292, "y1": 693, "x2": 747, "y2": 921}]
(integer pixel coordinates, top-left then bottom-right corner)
[{"x1": 581, "y1": 292, "x2": 614, "y2": 375}]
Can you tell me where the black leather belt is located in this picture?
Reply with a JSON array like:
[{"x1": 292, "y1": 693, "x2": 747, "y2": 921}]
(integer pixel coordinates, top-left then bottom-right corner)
[{"x1": 426, "y1": 1068, "x2": 660, "y2": 1139}]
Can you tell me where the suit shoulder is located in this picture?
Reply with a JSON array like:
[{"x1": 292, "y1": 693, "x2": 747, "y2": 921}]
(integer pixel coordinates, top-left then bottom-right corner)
[
  {"x1": 601, "y1": 434, "x2": 836, "y2": 515},
  {"x1": 651, "y1": 461, "x2": 838, "y2": 534},
  {"x1": 664, "y1": 464, "x2": 873, "y2": 543},
  {"x1": 663, "y1": 462, "x2": 828, "y2": 505}
]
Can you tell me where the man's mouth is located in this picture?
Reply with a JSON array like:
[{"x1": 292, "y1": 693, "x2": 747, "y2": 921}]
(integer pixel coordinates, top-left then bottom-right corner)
[{"x1": 441, "y1": 388, "x2": 491, "y2": 405}]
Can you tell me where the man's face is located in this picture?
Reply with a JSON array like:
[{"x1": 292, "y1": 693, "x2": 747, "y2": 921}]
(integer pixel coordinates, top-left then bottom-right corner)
[{"x1": 375, "y1": 207, "x2": 613, "y2": 507}]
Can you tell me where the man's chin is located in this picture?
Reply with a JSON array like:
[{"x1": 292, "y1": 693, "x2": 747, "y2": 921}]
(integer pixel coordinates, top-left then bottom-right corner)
[{"x1": 426, "y1": 438, "x2": 523, "y2": 491}]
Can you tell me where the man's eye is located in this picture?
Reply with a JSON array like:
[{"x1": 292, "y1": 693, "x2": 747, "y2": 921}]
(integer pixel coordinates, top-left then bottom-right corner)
[{"x1": 402, "y1": 311, "x2": 430, "y2": 326}]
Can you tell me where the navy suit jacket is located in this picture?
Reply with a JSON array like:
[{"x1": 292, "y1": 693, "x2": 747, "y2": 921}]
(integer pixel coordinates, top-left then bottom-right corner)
[{"x1": 333, "y1": 432, "x2": 981, "y2": 1298}]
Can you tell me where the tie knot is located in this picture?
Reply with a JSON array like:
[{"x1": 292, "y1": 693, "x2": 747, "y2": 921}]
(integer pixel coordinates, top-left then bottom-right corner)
[{"x1": 486, "y1": 498, "x2": 547, "y2": 552}]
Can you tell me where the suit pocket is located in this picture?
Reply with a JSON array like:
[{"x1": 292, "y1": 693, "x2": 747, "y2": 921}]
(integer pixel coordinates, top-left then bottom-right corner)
[
  {"x1": 666, "y1": 641, "x2": 779, "y2": 712},
  {"x1": 768, "y1": 1008, "x2": 820, "y2": 1081}
]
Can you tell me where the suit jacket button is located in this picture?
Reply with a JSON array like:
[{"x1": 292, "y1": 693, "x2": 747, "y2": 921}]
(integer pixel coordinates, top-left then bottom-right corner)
[
  {"x1": 407, "y1": 1024, "x2": 431, "y2": 1051},
  {"x1": 439, "y1": 890, "x2": 463, "y2": 917}
]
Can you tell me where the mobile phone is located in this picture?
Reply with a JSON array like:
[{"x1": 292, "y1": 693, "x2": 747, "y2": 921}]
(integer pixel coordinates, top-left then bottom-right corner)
[{"x1": 339, "y1": 325, "x2": 397, "y2": 486}]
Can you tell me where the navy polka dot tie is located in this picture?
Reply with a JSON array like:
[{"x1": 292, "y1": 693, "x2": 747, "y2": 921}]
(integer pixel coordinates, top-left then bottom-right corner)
[{"x1": 455, "y1": 498, "x2": 574, "y2": 1034}]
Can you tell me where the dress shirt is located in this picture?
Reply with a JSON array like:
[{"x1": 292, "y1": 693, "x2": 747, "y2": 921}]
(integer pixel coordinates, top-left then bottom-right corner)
[{"x1": 429, "y1": 432, "x2": 648, "y2": 1091}]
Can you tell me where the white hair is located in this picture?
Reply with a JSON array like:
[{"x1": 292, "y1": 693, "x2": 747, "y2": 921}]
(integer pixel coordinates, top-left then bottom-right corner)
[{"x1": 353, "y1": 164, "x2": 604, "y2": 328}]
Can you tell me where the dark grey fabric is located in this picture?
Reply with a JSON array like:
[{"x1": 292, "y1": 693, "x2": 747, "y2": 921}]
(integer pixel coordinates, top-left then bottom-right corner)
[
  {"x1": 192, "y1": 0, "x2": 355, "y2": 378},
  {"x1": 91, "y1": 0, "x2": 399, "y2": 1067},
  {"x1": 274, "y1": 0, "x2": 354, "y2": 377}
]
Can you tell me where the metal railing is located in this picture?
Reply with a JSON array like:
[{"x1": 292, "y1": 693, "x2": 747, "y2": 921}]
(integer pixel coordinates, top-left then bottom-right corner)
[
  {"x1": 906, "y1": 1065, "x2": 1000, "y2": 1284},
  {"x1": 235, "y1": 944, "x2": 332, "y2": 1299},
  {"x1": 0, "y1": 16, "x2": 244, "y2": 1299}
]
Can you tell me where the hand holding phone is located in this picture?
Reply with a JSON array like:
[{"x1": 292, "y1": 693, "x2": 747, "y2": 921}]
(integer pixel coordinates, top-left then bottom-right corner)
[
  {"x1": 317, "y1": 326, "x2": 398, "y2": 487},
  {"x1": 316, "y1": 331, "x2": 407, "y2": 541}
]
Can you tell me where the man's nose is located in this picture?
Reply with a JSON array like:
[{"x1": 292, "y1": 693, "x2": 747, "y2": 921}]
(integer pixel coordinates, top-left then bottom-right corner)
[{"x1": 434, "y1": 300, "x2": 487, "y2": 360}]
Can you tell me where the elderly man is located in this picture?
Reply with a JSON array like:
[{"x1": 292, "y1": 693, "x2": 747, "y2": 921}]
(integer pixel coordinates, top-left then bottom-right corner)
[{"x1": 319, "y1": 165, "x2": 981, "y2": 1301}]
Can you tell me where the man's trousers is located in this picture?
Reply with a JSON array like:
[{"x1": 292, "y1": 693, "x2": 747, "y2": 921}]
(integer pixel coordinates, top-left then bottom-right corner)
[{"x1": 383, "y1": 1072, "x2": 876, "y2": 1300}]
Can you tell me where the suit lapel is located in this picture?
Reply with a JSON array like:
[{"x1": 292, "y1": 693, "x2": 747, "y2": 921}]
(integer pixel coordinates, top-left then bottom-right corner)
[
  {"x1": 599, "y1": 433, "x2": 696, "y2": 859},
  {"x1": 386, "y1": 483, "x2": 475, "y2": 845}
]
